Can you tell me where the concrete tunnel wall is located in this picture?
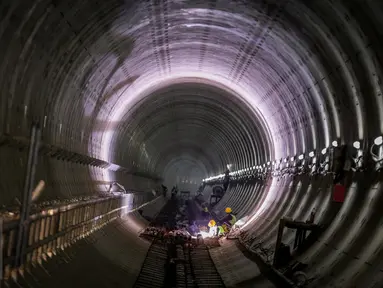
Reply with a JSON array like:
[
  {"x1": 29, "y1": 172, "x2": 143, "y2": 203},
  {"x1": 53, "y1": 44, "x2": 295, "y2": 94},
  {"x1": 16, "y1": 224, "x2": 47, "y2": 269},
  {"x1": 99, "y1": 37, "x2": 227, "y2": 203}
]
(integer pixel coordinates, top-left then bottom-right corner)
[{"x1": 1, "y1": 0, "x2": 383, "y2": 287}]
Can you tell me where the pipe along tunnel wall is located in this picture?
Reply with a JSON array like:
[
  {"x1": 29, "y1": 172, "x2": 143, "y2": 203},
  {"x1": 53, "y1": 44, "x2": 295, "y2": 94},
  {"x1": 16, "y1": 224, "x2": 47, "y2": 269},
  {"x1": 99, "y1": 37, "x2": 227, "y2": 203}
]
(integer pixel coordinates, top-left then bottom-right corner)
[{"x1": 1, "y1": 0, "x2": 383, "y2": 287}]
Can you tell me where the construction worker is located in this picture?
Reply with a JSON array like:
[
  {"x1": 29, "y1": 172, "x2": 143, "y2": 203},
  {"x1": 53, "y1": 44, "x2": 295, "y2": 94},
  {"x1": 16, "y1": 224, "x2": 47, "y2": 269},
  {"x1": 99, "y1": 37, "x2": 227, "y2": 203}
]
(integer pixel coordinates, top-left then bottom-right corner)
[
  {"x1": 216, "y1": 221, "x2": 226, "y2": 236},
  {"x1": 202, "y1": 204, "x2": 209, "y2": 219},
  {"x1": 208, "y1": 220, "x2": 225, "y2": 237},
  {"x1": 223, "y1": 169, "x2": 230, "y2": 192},
  {"x1": 208, "y1": 219, "x2": 217, "y2": 236},
  {"x1": 224, "y1": 207, "x2": 237, "y2": 227}
]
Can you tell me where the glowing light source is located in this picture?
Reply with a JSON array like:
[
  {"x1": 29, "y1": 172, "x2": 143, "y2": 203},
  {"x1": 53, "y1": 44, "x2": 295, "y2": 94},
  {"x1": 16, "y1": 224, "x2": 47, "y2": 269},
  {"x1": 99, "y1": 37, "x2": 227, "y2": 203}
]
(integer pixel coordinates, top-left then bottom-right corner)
[
  {"x1": 332, "y1": 140, "x2": 338, "y2": 147},
  {"x1": 309, "y1": 151, "x2": 315, "y2": 158},
  {"x1": 298, "y1": 154, "x2": 304, "y2": 160},
  {"x1": 321, "y1": 148, "x2": 327, "y2": 155},
  {"x1": 353, "y1": 141, "x2": 361, "y2": 149},
  {"x1": 374, "y1": 136, "x2": 383, "y2": 146},
  {"x1": 290, "y1": 156, "x2": 295, "y2": 162}
]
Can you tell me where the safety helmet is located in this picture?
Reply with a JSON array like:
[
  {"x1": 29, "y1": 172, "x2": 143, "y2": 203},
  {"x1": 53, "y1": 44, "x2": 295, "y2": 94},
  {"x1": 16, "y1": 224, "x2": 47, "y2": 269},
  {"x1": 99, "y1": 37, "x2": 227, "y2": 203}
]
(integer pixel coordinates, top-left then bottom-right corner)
[
  {"x1": 225, "y1": 207, "x2": 232, "y2": 213},
  {"x1": 208, "y1": 220, "x2": 216, "y2": 227}
]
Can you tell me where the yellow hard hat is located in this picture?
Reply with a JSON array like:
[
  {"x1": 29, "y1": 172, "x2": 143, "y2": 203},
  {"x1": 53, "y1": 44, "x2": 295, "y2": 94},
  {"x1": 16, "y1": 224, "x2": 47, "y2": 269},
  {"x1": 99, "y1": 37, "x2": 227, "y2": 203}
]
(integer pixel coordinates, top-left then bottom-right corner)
[
  {"x1": 225, "y1": 207, "x2": 232, "y2": 213},
  {"x1": 208, "y1": 220, "x2": 216, "y2": 227}
]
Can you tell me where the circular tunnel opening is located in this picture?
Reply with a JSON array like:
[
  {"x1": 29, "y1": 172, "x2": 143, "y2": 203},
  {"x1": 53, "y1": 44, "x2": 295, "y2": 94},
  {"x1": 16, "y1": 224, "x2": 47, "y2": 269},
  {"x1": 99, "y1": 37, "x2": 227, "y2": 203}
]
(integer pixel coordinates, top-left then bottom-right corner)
[
  {"x1": 1, "y1": 0, "x2": 383, "y2": 287},
  {"x1": 108, "y1": 80, "x2": 273, "y2": 191}
]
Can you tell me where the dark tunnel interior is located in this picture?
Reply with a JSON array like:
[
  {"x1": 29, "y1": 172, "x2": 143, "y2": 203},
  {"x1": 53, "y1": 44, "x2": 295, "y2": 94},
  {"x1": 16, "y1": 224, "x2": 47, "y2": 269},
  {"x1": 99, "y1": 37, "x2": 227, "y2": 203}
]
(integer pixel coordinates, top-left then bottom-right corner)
[{"x1": 1, "y1": 0, "x2": 383, "y2": 287}]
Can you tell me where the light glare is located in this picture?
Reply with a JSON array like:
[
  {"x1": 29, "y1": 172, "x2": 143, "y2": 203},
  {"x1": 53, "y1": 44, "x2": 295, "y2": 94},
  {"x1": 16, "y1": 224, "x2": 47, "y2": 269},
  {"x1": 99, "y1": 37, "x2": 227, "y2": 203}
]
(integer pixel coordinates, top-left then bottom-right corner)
[
  {"x1": 374, "y1": 136, "x2": 383, "y2": 146},
  {"x1": 353, "y1": 141, "x2": 361, "y2": 149}
]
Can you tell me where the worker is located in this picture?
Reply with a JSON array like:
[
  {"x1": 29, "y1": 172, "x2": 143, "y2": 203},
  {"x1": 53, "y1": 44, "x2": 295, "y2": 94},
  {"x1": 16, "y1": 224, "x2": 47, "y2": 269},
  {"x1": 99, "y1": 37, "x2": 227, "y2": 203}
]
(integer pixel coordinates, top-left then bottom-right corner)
[
  {"x1": 306, "y1": 207, "x2": 316, "y2": 224},
  {"x1": 208, "y1": 220, "x2": 225, "y2": 237},
  {"x1": 216, "y1": 221, "x2": 226, "y2": 236},
  {"x1": 224, "y1": 207, "x2": 237, "y2": 227},
  {"x1": 223, "y1": 169, "x2": 230, "y2": 192},
  {"x1": 208, "y1": 219, "x2": 217, "y2": 236},
  {"x1": 202, "y1": 204, "x2": 209, "y2": 219},
  {"x1": 162, "y1": 184, "x2": 168, "y2": 197}
]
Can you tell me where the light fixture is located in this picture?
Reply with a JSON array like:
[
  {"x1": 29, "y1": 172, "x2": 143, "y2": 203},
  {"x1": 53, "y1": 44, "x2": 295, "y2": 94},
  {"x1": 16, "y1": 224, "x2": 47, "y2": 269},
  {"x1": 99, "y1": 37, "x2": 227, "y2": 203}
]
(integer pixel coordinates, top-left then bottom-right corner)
[
  {"x1": 284, "y1": 158, "x2": 288, "y2": 163},
  {"x1": 374, "y1": 136, "x2": 383, "y2": 146},
  {"x1": 290, "y1": 156, "x2": 295, "y2": 162},
  {"x1": 332, "y1": 140, "x2": 338, "y2": 147},
  {"x1": 267, "y1": 161, "x2": 270, "y2": 165},
  {"x1": 353, "y1": 141, "x2": 361, "y2": 149},
  {"x1": 298, "y1": 154, "x2": 304, "y2": 160},
  {"x1": 321, "y1": 148, "x2": 327, "y2": 155},
  {"x1": 309, "y1": 151, "x2": 315, "y2": 158}
]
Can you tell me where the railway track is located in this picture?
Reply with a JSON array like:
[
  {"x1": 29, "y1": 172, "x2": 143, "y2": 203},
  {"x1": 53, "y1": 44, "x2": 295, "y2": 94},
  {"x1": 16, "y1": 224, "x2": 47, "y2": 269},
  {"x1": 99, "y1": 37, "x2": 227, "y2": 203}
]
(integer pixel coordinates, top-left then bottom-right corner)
[{"x1": 134, "y1": 198, "x2": 225, "y2": 288}]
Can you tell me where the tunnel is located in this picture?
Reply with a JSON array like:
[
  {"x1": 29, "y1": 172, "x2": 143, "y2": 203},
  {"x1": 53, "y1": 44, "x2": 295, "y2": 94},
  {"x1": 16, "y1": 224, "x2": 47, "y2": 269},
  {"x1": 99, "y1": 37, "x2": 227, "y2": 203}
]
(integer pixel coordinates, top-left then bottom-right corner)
[{"x1": 1, "y1": 0, "x2": 383, "y2": 287}]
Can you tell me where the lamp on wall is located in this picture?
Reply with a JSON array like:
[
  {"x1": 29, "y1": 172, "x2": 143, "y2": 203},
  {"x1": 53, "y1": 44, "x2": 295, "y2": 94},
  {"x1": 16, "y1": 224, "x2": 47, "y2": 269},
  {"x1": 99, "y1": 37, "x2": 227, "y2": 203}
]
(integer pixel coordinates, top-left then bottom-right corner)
[
  {"x1": 374, "y1": 136, "x2": 383, "y2": 146},
  {"x1": 309, "y1": 151, "x2": 315, "y2": 158},
  {"x1": 321, "y1": 148, "x2": 327, "y2": 155},
  {"x1": 332, "y1": 140, "x2": 339, "y2": 147},
  {"x1": 353, "y1": 141, "x2": 361, "y2": 149}
]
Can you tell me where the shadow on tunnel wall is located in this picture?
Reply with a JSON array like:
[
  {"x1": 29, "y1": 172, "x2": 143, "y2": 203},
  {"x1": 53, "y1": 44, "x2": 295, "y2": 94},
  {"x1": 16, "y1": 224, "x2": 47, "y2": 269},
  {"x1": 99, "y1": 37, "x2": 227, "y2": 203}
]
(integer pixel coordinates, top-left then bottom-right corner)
[{"x1": 0, "y1": 0, "x2": 157, "y2": 206}]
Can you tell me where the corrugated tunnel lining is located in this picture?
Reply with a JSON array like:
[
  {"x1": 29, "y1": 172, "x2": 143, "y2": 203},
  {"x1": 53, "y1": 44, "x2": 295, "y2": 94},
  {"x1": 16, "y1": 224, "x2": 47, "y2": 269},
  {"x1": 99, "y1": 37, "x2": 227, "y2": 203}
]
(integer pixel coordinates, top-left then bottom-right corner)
[{"x1": 1, "y1": 0, "x2": 383, "y2": 287}]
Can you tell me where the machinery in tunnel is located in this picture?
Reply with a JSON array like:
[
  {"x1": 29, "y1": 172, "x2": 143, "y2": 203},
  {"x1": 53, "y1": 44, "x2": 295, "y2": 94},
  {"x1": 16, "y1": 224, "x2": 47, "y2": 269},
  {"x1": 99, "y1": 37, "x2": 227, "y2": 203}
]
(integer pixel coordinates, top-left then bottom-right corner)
[{"x1": 1, "y1": 0, "x2": 383, "y2": 287}]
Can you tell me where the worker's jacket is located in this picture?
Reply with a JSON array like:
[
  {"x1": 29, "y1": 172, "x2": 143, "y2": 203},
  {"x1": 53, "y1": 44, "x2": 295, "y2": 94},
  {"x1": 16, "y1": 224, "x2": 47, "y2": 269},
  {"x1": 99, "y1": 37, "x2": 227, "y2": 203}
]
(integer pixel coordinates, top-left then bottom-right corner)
[
  {"x1": 224, "y1": 214, "x2": 237, "y2": 226},
  {"x1": 218, "y1": 226, "x2": 225, "y2": 235},
  {"x1": 229, "y1": 214, "x2": 237, "y2": 226}
]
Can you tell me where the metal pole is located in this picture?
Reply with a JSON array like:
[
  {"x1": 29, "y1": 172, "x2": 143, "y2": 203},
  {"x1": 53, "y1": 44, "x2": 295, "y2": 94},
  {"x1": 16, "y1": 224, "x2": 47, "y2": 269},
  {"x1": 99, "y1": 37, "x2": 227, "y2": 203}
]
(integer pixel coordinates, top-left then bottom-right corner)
[
  {"x1": 15, "y1": 122, "x2": 41, "y2": 268},
  {"x1": 273, "y1": 218, "x2": 285, "y2": 267},
  {"x1": 0, "y1": 217, "x2": 3, "y2": 288}
]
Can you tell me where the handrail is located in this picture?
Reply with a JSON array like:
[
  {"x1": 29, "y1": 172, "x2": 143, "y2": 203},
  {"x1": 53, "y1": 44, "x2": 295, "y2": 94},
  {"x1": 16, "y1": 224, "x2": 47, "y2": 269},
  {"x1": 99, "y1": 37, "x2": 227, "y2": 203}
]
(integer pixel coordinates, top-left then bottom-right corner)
[{"x1": 1, "y1": 194, "x2": 162, "y2": 281}]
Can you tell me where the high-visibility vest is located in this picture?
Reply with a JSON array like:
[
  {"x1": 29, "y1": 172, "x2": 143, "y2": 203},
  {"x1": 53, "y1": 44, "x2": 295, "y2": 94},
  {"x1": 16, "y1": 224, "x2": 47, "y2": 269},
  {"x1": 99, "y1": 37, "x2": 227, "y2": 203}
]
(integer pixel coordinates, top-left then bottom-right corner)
[
  {"x1": 218, "y1": 226, "x2": 225, "y2": 235},
  {"x1": 229, "y1": 214, "x2": 237, "y2": 226}
]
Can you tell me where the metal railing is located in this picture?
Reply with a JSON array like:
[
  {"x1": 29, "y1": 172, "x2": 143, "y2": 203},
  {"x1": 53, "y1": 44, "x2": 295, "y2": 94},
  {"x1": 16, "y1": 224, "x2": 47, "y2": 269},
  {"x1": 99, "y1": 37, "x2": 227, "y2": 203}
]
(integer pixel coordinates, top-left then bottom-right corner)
[{"x1": 1, "y1": 194, "x2": 161, "y2": 282}]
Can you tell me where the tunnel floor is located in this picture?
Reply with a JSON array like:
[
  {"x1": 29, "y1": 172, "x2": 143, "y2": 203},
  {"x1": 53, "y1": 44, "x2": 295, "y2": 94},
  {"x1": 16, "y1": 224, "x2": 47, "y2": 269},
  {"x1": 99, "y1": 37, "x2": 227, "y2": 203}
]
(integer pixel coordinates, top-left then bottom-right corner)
[{"x1": 135, "y1": 196, "x2": 225, "y2": 288}]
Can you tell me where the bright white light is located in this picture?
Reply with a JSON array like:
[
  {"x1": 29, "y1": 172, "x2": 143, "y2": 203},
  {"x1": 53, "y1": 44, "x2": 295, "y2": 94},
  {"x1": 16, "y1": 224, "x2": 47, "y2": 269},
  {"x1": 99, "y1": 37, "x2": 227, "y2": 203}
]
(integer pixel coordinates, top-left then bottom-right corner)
[
  {"x1": 290, "y1": 156, "x2": 295, "y2": 162},
  {"x1": 321, "y1": 148, "x2": 327, "y2": 155},
  {"x1": 298, "y1": 154, "x2": 304, "y2": 160},
  {"x1": 374, "y1": 136, "x2": 383, "y2": 146},
  {"x1": 332, "y1": 140, "x2": 338, "y2": 147},
  {"x1": 253, "y1": 166, "x2": 256, "y2": 169},
  {"x1": 267, "y1": 161, "x2": 270, "y2": 165},
  {"x1": 199, "y1": 231, "x2": 211, "y2": 238},
  {"x1": 353, "y1": 141, "x2": 361, "y2": 149},
  {"x1": 309, "y1": 151, "x2": 315, "y2": 158},
  {"x1": 284, "y1": 158, "x2": 288, "y2": 163}
]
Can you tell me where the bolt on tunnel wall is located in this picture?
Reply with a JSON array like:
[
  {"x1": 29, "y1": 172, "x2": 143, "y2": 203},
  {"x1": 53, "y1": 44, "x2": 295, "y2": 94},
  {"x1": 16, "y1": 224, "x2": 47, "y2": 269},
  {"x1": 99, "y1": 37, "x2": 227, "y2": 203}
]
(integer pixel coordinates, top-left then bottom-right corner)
[{"x1": 0, "y1": 0, "x2": 383, "y2": 287}]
